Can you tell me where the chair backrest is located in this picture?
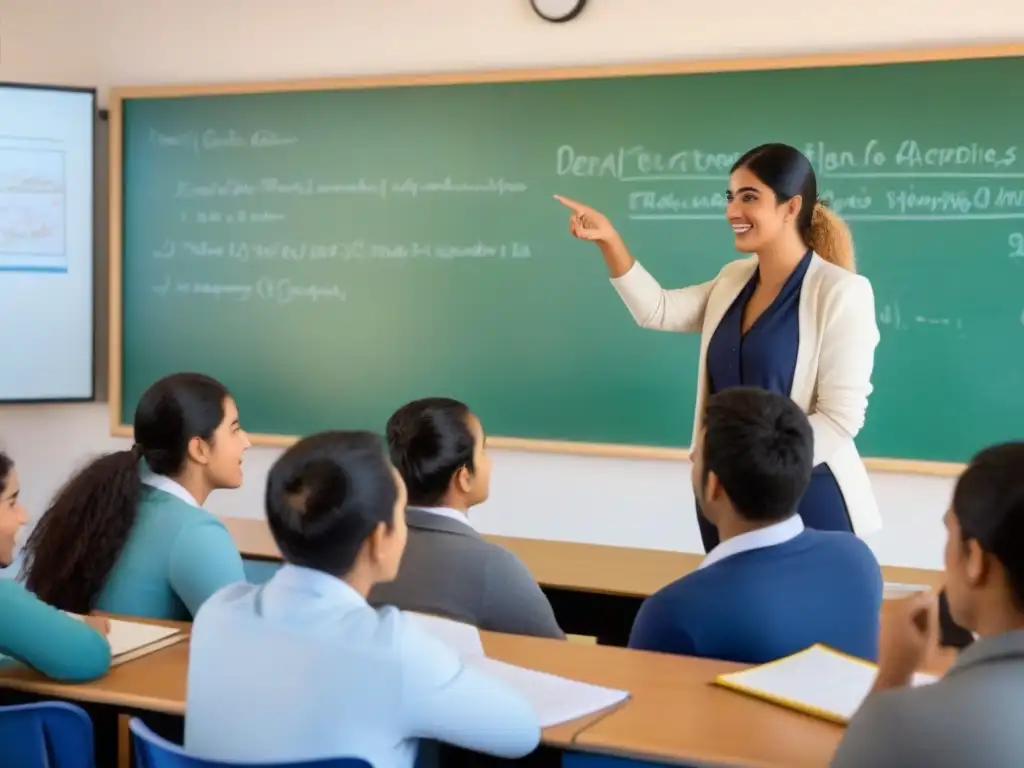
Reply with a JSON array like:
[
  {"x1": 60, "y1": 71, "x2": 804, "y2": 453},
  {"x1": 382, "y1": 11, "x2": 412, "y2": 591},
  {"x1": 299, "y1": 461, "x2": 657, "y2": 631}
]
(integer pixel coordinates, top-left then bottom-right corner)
[
  {"x1": 129, "y1": 718, "x2": 372, "y2": 768},
  {"x1": 0, "y1": 701, "x2": 95, "y2": 768}
]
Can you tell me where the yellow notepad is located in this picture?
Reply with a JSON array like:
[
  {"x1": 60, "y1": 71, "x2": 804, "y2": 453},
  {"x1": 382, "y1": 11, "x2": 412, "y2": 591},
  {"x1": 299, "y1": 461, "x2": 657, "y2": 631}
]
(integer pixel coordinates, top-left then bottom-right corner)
[{"x1": 714, "y1": 644, "x2": 937, "y2": 725}]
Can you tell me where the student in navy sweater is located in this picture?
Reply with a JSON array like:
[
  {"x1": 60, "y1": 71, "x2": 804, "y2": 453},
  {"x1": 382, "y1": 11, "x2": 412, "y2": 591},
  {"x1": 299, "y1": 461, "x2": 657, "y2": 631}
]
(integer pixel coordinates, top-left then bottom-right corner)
[{"x1": 629, "y1": 387, "x2": 883, "y2": 664}]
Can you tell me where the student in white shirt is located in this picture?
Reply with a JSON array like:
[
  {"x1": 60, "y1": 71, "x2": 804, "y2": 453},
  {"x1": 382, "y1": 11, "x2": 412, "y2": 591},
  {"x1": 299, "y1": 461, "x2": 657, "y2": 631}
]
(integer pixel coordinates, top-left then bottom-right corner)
[{"x1": 186, "y1": 429, "x2": 541, "y2": 767}]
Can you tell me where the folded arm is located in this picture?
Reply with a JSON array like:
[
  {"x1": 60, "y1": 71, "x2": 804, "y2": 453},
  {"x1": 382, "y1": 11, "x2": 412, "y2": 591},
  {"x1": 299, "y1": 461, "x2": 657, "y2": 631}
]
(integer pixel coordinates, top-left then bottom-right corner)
[{"x1": 0, "y1": 580, "x2": 111, "y2": 682}]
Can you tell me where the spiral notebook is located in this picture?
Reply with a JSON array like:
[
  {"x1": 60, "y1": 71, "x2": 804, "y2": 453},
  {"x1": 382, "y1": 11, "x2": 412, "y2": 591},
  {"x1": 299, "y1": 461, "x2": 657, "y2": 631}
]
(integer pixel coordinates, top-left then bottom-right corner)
[{"x1": 714, "y1": 644, "x2": 938, "y2": 725}]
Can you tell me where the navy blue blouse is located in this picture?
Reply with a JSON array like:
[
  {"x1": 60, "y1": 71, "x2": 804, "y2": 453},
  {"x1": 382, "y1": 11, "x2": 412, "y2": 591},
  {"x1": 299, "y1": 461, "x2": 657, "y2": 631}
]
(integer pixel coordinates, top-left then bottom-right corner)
[
  {"x1": 707, "y1": 250, "x2": 811, "y2": 397},
  {"x1": 704, "y1": 250, "x2": 852, "y2": 533}
]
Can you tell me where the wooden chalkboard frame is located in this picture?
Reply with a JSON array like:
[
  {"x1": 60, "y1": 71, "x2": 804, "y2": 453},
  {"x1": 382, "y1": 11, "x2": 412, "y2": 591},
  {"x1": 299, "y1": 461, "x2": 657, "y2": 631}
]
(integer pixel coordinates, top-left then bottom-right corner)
[{"x1": 108, "y1": 42, "x2": 1024, "y2": 477}]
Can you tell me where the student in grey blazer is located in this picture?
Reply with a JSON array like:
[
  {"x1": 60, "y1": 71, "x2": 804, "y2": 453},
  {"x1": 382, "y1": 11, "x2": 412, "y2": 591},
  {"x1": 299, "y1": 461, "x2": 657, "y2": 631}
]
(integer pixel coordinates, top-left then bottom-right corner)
[
  {"x1": 370, "y1": 397, "x2": 564, "y2": 640},
  {"x1": 833, "y1": 442, "x2": 1024, "y2": 768}
]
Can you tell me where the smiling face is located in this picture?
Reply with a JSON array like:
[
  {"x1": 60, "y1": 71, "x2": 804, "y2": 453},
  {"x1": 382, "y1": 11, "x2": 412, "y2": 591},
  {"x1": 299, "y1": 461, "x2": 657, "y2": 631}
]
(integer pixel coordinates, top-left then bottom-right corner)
[
  {"x1": 191, "y1": 396, "x2": 251, "y2": 490},
  {"x1": 725, "y1": 166, "x2": 802, "y2": 254}
]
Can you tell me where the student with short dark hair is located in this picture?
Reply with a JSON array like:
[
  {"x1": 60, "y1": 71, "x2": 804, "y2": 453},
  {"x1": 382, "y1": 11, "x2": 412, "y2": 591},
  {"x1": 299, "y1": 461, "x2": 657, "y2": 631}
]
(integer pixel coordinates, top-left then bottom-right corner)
[
  {"x1": 629, "y1": 387, "x2": 883, "y2": 664},
  {"x1": 0, "y1": 451, "x2": 111, "y2": 681},
  {"x1": 22, "y1": 372, "x2": 249, "y2": 619},
  {"x1": 372, "y1": 397, "x2": 563, "y2": 639},
  {"x1": 186, "y1": 430, "x2": 540, "y2": 767},
  {"x1": 834, "y1": 442, "x2": 1024, "y2": 767}
]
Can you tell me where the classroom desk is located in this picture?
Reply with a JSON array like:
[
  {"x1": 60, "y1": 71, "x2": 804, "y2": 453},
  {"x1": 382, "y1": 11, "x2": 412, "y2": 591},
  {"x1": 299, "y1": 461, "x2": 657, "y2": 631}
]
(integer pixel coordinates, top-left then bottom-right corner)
[
  {"x1": 0, "y1": 626, "x2": 598, "y2": 765},
  {"x1": 571, "y1": 600, "x2": 958, "y2": 768},
  {"x1": 0, "y1": 612, "x2": 957, "y2": 768},
  {"x1": 223, "y1": 516, "x2": 947, "y2": 644}
]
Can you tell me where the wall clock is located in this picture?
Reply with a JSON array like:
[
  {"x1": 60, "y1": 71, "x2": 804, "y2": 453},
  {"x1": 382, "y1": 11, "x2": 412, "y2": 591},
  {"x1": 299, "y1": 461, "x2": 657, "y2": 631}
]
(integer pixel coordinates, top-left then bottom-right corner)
[{"x1": 530, "y1": 0, "x2": 588, "y2": 23}]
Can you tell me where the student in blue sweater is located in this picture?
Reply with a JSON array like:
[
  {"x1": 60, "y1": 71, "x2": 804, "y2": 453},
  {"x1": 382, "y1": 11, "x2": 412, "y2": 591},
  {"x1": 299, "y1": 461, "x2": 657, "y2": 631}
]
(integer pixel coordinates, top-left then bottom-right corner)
[
  {"x1": 0, "y1": 451, "x2": 111, "y2": 681},
  {"x1": 186, "y1": 430, "x2": 540, "y2": 767},
  {"x1": 21, "y1": 373, "x2": 250, "y2": 620},
  {"x1": 629, "y1": 387, "x2": 883, "y2": 664}
]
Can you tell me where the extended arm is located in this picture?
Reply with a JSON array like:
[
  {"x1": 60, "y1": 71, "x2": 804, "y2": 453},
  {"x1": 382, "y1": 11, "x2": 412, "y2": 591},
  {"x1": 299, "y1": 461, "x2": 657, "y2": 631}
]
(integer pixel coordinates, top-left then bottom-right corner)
[
  {"x1": 402, "y1": 621, "x2": 540, "y2": 758},
  {"x1": 809, "y1": 275, "x2": 880, "y2": 466},
  {"x1": 0, "y1": 580, "x2": 110, "y2": 682},
  {"x1": 607, "y1": 236, "x2": 717, "y2": 333}
]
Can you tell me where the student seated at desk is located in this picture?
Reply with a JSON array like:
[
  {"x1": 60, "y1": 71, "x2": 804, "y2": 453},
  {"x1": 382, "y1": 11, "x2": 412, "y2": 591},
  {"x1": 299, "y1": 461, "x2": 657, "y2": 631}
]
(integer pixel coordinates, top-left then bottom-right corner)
[
  {"x1": 370, "y1": 397, "x2": 563, "y2": 639},
  {"x1": 628, "y1": 387, "x2": 882, "y2": 664},
  {"x1": 21, "y1": 373, "x2": 249, "y2": 620},
  {"x1": 186, "y1": 430, "x2": 540, "y2": 767},
  {"x1": 833, "y1": 442, "x2": 1024, "y2": 768},
  {"x1": 0, "y1": 451, "x2": 111, "y2": 682}
]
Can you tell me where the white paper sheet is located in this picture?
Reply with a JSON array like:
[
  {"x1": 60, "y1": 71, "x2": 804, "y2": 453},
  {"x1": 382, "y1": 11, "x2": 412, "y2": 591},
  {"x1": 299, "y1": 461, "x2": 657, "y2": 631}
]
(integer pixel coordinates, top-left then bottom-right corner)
[
  {"x1": 402, "y1": 611, "x2": 629, "y2": 726},
  {"x1": 716, "y1": 644, "x2": 937, "y2": 723},
  {"x1": 467, "y1": 656, "x2": 629, "y2": 727},
  {"x1": 882, "y1": 582, "x2": 932, "y2": 598},
  {"x1": 403, "y1": 611, "x2": 484, "y2": 657},
  {"x1": 68, "y1": 615, "x2": 183, "y2": 661}
]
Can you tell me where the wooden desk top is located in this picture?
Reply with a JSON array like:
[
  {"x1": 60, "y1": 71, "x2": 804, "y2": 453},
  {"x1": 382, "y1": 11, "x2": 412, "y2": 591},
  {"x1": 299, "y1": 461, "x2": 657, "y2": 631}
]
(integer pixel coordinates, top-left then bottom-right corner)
[
  {"x1": 0, "y1": 612, "x2": 957, "y2": 766},
  {"x1": 575, "y1": 602, "x2": 957, "y2": 768},
  {"x1": 223, "y1": 516, "x2": 945, "y2": 598},
  {"x1": 0, "y1": 621, "x2": 597, "y2": 746},
  {"x1": 0, "y1": 621, "x2": 192, "y2": 715}
]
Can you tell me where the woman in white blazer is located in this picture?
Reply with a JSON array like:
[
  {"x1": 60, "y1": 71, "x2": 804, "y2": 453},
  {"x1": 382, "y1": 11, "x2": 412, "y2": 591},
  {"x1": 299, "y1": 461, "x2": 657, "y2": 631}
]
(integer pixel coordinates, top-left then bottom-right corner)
[{"x1": 556, "y1": 143, "x2": 882, "y2": 551}]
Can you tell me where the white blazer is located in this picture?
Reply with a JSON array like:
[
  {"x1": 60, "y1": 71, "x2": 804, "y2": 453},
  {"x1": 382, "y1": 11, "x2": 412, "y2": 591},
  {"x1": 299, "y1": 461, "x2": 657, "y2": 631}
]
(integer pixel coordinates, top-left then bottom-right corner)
[{"x1": 610, "y1": 253, "x2": 882, "y2": 535}]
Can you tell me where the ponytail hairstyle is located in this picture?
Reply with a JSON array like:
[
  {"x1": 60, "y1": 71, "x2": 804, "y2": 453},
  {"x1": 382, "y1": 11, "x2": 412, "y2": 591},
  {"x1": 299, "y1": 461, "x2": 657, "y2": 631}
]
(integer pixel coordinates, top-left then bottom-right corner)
[
  {"x1": 23, "y1": 372, "x2": 232, "y2": 612},
  {"x1": 385, "y1": 397, "x2": 476, "y2": 507},
  {"x1": 731, "y1": 143, "x2": 856, "y2": 272}
]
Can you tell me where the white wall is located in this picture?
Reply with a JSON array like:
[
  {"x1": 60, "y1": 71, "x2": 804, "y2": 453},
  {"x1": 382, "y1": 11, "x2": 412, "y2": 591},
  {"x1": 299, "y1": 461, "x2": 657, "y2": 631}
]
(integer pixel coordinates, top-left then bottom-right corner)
[{"x1": 4, "y1": 0, "x2": 1019, "y2": 569}]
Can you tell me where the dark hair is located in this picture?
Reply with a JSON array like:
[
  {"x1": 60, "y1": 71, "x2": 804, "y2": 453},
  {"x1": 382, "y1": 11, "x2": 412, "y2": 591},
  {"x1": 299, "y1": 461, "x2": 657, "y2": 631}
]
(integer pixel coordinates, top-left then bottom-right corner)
[
  {"x1": 386, "y1": 397, "x2": 476, "y2": 507},
  {"x1": 23, "y1": 373, "x2": 232, "y2": 612},
  {"x1": 0, "y1": 452, "x2": 12, "y2": 496},
  {"x1": 702, "y1": 387, "x2": 813, "y2": 523},
  {"x1": 952, "y1": 442, "x2": 1024, "y2": 610},
  {"x1": 732, "y1": 143, "x2": 856, "y2": 271},
  {"x1": 266, "y1": 430, "x2": 398, "y2": 575}
]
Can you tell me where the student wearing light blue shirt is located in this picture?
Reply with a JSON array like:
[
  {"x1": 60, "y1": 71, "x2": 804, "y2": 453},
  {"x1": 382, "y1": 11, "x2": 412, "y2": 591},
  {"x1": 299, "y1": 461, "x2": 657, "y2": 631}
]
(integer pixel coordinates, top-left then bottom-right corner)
[
  {"x1": 21, "y1": 373, "x2": 250, "y2": 620},
  {"x1": 0, "y1": 451, "x2": 111, "y2": 681},
  {"x1": 186, "y1": 430, "x2": 541, "y2": 767}
]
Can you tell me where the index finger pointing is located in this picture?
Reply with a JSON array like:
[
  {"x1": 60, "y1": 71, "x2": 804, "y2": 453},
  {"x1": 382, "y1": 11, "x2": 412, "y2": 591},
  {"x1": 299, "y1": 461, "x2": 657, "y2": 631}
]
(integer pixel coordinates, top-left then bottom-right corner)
[{"x1": 553, "y1": 194, "x2": 590, "y2": 213}]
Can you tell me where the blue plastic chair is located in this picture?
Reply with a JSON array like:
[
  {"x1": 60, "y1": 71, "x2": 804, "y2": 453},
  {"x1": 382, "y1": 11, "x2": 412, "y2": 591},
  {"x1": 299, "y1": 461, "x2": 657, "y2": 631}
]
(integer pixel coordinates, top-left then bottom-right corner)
[
  {"x1": 129, "y1": 718, "x2": 372, "y2": 768},
  {"x1": 0, "y1": 701, "x2": 95, "y2": 768}
]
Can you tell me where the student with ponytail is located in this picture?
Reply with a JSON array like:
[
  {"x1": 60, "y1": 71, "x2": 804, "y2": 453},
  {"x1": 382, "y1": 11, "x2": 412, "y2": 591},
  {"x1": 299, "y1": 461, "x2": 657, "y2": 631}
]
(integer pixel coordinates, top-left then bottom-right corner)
[
  {"x1": 556, "y1": 143, "x2": 882, "y2": 551},
  {"x1": 22, "y1": 372, "x2": 251, "y2": 619}
]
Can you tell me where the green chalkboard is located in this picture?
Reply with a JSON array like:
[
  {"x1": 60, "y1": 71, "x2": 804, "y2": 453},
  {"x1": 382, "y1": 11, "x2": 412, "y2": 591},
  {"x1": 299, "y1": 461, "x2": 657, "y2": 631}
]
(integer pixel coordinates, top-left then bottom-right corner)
[{"x1": 114, "y1": 51, "x2": 1024, "y2": 465}]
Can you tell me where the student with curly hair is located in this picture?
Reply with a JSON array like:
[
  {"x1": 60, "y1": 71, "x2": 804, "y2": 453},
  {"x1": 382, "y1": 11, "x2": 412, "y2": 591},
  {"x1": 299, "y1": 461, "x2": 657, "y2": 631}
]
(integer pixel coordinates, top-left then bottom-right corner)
[{"x1": 22, "y1": 372, "x2": 250, "y2": 620}]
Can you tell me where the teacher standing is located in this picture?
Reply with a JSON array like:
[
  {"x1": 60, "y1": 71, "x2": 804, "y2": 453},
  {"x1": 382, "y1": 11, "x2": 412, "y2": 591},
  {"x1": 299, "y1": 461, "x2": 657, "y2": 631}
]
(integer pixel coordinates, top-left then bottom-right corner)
[{"x1": 557, "y1": 142, "x2": 882, "y2": 552}]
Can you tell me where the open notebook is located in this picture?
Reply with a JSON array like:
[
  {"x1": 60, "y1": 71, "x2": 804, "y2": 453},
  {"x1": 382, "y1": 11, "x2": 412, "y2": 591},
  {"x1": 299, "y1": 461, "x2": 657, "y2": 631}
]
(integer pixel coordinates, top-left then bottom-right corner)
[
  {"x1": 714, "y1": 644, "x2": 938, "y2": 725},
  {"x1": 405, "y1": 612, "x2": 630, "y2": 727},
  {"x1": 70, "y1": 616, "x2": 186, "y2": 666}
]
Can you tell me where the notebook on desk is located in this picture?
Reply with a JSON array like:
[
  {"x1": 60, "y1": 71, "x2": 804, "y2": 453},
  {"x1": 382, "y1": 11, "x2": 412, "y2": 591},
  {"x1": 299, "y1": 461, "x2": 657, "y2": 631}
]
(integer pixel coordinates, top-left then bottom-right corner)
[
  {"x1": 404, "y1": 611, "x2": 630, "y2": 727},
  {"x1": 714, "y1": 644, "x2": 937, "y2": 725},
  {"x1": 70, "y1": 616, "x2": 185, "y2": 666}
]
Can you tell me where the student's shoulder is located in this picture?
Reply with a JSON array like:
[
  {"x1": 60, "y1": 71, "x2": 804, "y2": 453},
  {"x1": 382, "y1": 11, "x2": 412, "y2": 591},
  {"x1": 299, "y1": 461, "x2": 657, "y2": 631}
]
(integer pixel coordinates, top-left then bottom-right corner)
[
  {"x1": 0, "y1": 577, "x2": 32, "y2": 605},
  {"x1": 480, "y1": 540, "x2": 540, "y2": 583},
  {"x1": 645, "y1": 568, "x2": 721, "y2": 609},
  {"x1": 803, "y1": 530, "x2": 882, "y2": 573}
]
